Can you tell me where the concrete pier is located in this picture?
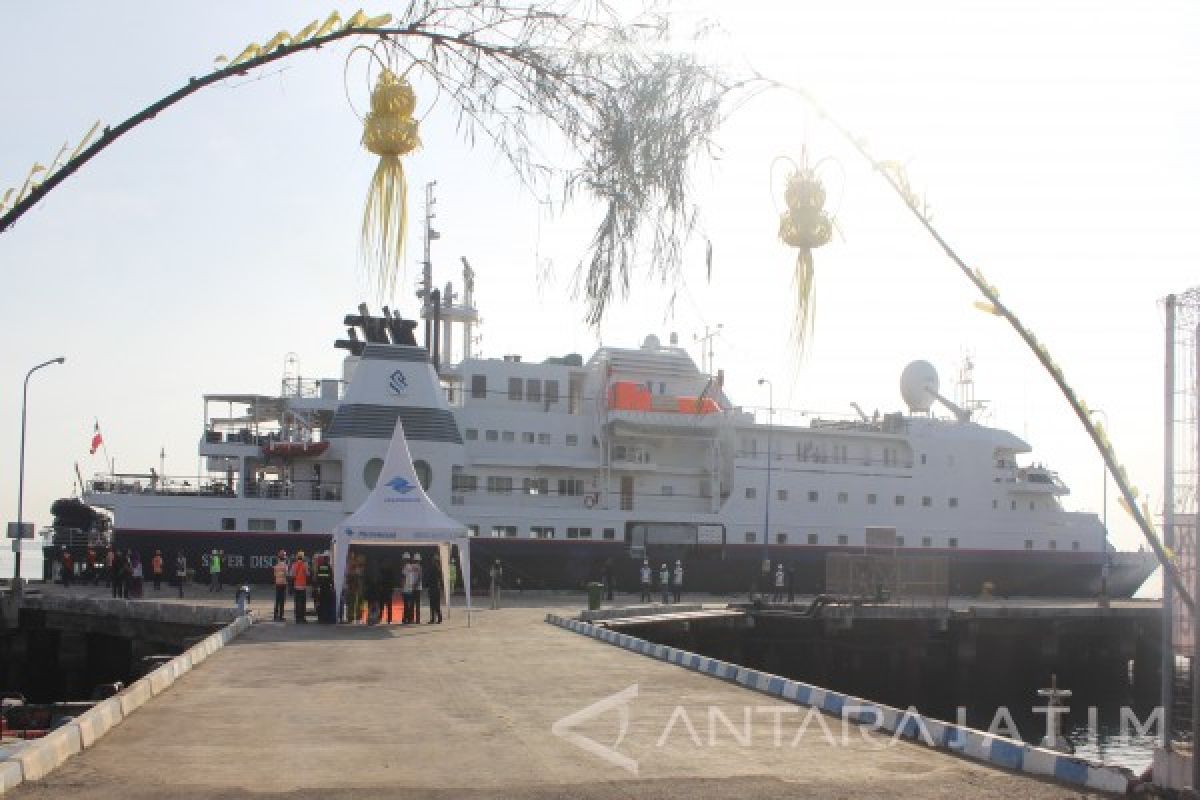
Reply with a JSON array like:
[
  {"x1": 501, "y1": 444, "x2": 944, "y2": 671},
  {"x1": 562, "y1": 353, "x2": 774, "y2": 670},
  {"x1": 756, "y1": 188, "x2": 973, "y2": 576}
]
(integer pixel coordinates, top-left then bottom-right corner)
[{"x1": 5, "y1": 591, "x2": 1117, "y2": 798}]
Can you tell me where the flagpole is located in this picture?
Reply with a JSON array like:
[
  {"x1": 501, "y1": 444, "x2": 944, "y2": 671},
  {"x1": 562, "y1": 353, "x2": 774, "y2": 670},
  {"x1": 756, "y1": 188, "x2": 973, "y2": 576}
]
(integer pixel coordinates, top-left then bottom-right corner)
[{"x1": 95, "y1": 417, "x2": 113, "y2": 475}]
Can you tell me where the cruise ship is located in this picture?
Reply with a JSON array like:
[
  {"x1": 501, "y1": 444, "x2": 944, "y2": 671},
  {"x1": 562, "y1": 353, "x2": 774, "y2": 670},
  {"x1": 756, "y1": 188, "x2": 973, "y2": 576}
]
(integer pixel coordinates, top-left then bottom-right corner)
[{"x1": 75, "y1": 255, "x2": 1156, "y2": 597}]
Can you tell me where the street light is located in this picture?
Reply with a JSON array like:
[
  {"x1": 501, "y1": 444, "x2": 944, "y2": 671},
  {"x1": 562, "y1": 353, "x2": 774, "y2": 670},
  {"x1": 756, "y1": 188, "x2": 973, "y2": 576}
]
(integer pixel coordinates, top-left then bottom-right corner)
[
  {"x1": 1089, "y1": 408, "x2": 1110, "y2": 604},
  {"x1": 14, "y1": 357, "x2": 65, "y2": 594},
  {"x1": 758, "y1": 378, "x2": 773, "y2": 598}
]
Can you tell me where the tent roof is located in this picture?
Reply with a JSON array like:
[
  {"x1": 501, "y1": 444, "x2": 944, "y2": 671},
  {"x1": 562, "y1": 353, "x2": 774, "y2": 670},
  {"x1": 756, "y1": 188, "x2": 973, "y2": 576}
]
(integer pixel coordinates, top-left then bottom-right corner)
[{"x1": 336, "y1": 419, "x2": 466, "y2": 543}]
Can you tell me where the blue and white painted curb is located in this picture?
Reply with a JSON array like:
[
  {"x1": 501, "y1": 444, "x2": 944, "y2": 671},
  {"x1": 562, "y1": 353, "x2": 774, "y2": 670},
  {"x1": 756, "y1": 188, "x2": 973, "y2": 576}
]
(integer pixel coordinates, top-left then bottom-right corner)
[
  {"x1": 0, "y1": 613, "x2": 252, "y2": 794},
  {"x1": 546, "y1": 613, "x2": 1131, "y2": 795}
]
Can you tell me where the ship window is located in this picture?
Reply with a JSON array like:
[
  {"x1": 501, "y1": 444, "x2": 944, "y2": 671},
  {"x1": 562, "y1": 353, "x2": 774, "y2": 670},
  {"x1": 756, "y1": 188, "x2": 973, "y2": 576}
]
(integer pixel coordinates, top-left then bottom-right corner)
[
  {"x1": 413, "y1": 460, "x2": 432, "y2": 490},
  {"x1": 531, "y1": 526, "x2": 555, "y2": 539},
  {"x1": 452, "y1": 474, "x2": 478, "y2": 492},
  {"x1": 745, "y1": 487, "x2": 757, "y2": 499},
  {"x1": 993, "y1": 499, "x2": 998, "y2": 509},
  {"x1": 526, "y1": 379, "x2": 542, "y2": 403},
  {"x1": 502, "y1": 431, "x2": 515, "y2": 443},
  {"x1": 538, "y1": 433, "x2": 552, "y2": 445},
  {"x1": 838, "y1": 492, "x2": 848, "y2": 504},
  {"x1": 662, "y1": 485, "x2": 674, "y2": 496},
  {"x1": 248, "y1": 518, "x2": 276, "y2": 532},
  {"x1": 363, "y1": 457, "x2": 384, "y2": 489},
  {"x1": 558, "y1": 479, "x2": 584, "y2": 496},
  {"x1": 486, "y1": 476, "x2": 513, "y2": 494},
  {"x1": 921, "y1": 536, "x2": 932, "y2": 547},
  {"x1": 922, "y1": 496, "x2": 932, "y2": 507},
  {"x1": 465, "y1": 428, "x2": 479, "y2": 440},
  {"x1": 491, "y1": 525, "x2": 518, "y2": 538},
  {"x1": 808, "y1": 491, "x2": 819, "y2": 503},
  {"x1": 948, "y1": 537, "x2": 958, "y2": 548},
  {"x1": 866, "y1": 493, "x2": 877, "y2": 505},
  {"x1": 1025, "y1": 539, "x2": 1034, "y2": 550},
  {"x1": 776, "y1": 533, "x2": 788, "y2": 544},
  {"x1": 545, "y1": 380, "x2": 560, "y2": 405},
  {"x1": 949, "y1": 497, "x2": 959, "y2": 508},
  {"x1": 221, "y1": 517, "x2": 235, "y2": 531},
  {"x1": 896, "y1": 536, "x2": 905, "y2": 547},
  {"x1": 1011, "y1": 500, "x2": 1017, "y2": 510},
  {"x1": 777, "y1": 489, "x2": 788, "y2": 501},
  {"x1": 522, "y1": 432, "x2": 535, "y2": 444},
  {"x1": 920, "y1": 454, "x2": 927, "y2": 465},
  {"x1": 837, "y1": 534, "x2": 848, "y2": 545},
  {"x1": 508, "y1": 377, "x2": 523, "y2": 401},
  {"x1": 744, "y1": 531, "x2": 757, "y2": 543},
  {"x1": 1048, "y1": 540, "x2": 1057, "y2": 550},
  {"x1": 288, "y1": 520, "x2": 302, "y2": 533},
  {"x1": 566, "y1": 434, "x2": 578, "y2": 446},
  {"x1": 471, "y1": 375, "x2": 487, "y2": 399},
  {"x1": 567, "y1": 527, "x2": 593, "y2": 539},
  {"x1": 1072, "y1": 541, "x2": 1080, "y2": 551},
  {"x1": 807, "y1": 533, "x2": 818, "y2": 545},
  {"x1": 894, "y1": 495, "x2": 905, "y2": 506},
  {"x1": 1029, "y1": 501, "x2": 1035, "y2": 511},
  {"x1": 486, "y1": 430, "x2": 498, "y2": 442},
  {"x1": 467, "y1": 525, "x2": 480, "y2": 537},
  {"x1": 603, "y1": 528, "x2": 616, "y2": 540},
  {"x1": 524, "y1": 478, "x2": 548, "y2": 495}
]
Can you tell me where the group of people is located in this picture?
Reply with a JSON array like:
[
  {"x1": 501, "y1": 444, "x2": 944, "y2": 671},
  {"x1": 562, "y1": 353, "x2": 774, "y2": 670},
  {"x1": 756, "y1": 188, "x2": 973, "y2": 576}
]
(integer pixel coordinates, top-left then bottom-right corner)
[
  {"x1": 270, "y1": 549, "x2": 337, "y2": 623},
  {"x1": 637, "y1": 559, "x2": 686, "y2": 604},
  {"x1": 57, "y1": 546, "x2": 187, "y2": 599}
]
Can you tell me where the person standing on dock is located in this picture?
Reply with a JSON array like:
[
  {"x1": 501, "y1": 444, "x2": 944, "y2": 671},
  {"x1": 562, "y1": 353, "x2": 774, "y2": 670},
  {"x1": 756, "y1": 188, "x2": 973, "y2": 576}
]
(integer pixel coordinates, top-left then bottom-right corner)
[
  {"x1": 426, "y1": 556, "x2": 443, "y2": 624},
  {"x1": 786, "y1": 563, "x2": 796, "y2": 603},
  {"x1": 86, "y1": 547, "x2": 98, "y2": 585},
  {"x1": 639, "y1": 560, "x2": 652, "y2": 603},
  {"x1": 104, "y1": 547, "x2": 115, "y2": 588},
  {"x1": 209, "y1": 549, "x2": 222, "y2": 593},
  {"x1": 659, "y1": 563, "x2": 670, "y2": 604},
  {"x1": 672, "y1": 560, "x2": 684, "y2": 603},
  {"x1": 60, "y1": 548, "x2": 74, "y2": 588},
  {"x1": 772, "y1": 563, "x2": 785, "y2": 603},
  {"x1": 175, "y1": 552, "x2": 187, "y2": 598},
  {"x1": 151, "y1": 550, "x2": 164, "y2": 591},
  {"x1": 411, "y1": 554, "x2": 424, "y2": 623},
  {"x1": 489, "y1": 559, "x2": 503, "y2": 610},
  {"x1": 401, "y1": 553, "x2": 416, "y2": 623},
  {"x1": 272, "y1": 551, "x2": 289, "y2": 622},
  {"x1": 291, "y1": 550, "x2": 309, "y2": 623}
]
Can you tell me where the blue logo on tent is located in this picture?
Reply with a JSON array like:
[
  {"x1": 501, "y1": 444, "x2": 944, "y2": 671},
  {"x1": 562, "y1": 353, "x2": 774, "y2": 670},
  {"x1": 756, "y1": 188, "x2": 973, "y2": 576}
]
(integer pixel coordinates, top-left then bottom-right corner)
[
  {"x1": 388, "y1": 370, "x2": 408, "y2": 394},
  {"x1": 386, "y1": 476, "x2": 416, "y2": 494}
]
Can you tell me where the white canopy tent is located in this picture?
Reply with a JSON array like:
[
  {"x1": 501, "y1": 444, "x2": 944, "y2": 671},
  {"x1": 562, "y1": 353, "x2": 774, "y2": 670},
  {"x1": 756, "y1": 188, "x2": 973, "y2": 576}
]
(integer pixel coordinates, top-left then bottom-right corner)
[{"x1": 332, "y1": 420, "x2": 472, "y2": 624}]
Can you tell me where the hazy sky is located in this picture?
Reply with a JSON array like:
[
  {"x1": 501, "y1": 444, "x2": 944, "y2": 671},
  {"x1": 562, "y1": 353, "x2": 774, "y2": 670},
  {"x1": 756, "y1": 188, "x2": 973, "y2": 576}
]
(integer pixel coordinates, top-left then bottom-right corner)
[{"x1": 2, "y1": 2, "x2": 1198, "y2": 578}]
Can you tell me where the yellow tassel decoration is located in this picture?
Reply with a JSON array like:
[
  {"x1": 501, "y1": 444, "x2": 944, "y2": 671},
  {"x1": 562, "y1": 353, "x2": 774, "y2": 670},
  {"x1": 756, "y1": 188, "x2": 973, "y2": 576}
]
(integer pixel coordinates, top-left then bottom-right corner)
[
  {"x1": 361, "y1": 68, "x2": 420, "y2": 299},
  {"x1": 778, "y1": 167, "x2": 833, "y2": 346}
]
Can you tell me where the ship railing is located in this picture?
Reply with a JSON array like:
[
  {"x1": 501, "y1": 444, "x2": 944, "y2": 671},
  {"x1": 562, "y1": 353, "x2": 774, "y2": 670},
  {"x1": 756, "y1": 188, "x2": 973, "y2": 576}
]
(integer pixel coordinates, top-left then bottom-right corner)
[
  {"x1": 281, "y1": 377, "x2": 344, "y2": 400},
  {"x1": 88, "y1": 475, "x2": 237, "y2": 498},
  {"x1": 244, "y1": 480, "x2": 342, "y2": 502},
  {"x1": 735, "y1": 451, "x2": 914, "y2": 469}
]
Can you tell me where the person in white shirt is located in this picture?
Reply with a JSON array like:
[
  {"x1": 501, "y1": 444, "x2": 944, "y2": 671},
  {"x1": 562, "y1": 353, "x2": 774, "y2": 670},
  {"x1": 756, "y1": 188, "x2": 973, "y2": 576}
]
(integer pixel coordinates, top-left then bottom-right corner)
[
  {"x1": 639, "y1": 560, "x2": 652, "y2": 603},
  {"x1": 672, "y1": 560, "x2": 684, "y2": 603}
]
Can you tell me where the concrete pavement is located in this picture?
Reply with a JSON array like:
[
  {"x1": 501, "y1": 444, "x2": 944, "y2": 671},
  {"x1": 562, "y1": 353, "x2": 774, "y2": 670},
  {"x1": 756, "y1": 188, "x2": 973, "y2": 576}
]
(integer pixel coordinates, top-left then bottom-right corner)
[{"x1": 9, "y1": 597, "x2": 1114, "y2": 799}]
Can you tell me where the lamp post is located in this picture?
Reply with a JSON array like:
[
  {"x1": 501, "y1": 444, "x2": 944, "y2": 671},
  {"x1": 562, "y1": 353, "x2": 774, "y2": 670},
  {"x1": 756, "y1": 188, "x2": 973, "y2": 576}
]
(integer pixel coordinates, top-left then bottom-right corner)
[
  {"x1": 1089, "y1": 408, "x2": 1109, "y2": 606},
  {"x1": 15, "y1": 357, "x2": 65, "y2": 595},
  {"x1": 758, "y1": 378, "x2": 773, "y2": 599}
]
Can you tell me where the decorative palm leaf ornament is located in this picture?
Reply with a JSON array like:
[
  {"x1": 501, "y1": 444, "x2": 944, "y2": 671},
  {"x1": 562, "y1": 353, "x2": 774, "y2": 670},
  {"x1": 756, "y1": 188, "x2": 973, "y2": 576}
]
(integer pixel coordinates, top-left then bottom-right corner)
[
  {"x1": 359, "y1": 66, "x2": 420, "y2": 299},
  {"x1": 776, "y1": 154, "x2": 835, "y2": 348}
]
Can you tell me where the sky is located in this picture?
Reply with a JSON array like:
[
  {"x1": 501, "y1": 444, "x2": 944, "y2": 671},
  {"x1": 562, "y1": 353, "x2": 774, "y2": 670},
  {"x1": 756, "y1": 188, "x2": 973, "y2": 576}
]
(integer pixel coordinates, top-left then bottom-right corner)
[{"x1": 1, "y1": 1, "x2": 1198, "y2": 588}]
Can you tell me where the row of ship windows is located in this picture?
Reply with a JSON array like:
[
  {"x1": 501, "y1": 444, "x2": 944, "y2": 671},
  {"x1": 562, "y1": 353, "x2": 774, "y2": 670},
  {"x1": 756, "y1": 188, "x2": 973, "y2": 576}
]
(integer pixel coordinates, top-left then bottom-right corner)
[
  {"x1": 470, "y1": 376, "x2": 563, "y2": 403},
  {"x1": 464, "y1": 429, "x2": 598, "y2": 447},
  {"x1": 739, "y1": 443, "x2": 916, "y2": 468},
  {"x1": 467, "y1": 525, "x2": 618, "y2": 540},
  {"x1": 453, "y1": 476, "x2": 588, "y2": 495},
  {"x1": 743, "y1": 531, "x2": 1081, "y2": 550},
  {"x1": 745, "y1": 488, "x2": 1044, "y2": 512},
  {"x1": 220, "y1": 518, "x2": 304, "y2": 532}
]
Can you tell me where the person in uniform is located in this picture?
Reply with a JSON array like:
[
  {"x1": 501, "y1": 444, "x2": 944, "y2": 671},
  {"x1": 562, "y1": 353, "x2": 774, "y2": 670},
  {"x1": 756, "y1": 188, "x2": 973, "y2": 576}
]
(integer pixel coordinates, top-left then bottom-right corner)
[
  {"x1": 151, "y1": 550, "x2": 164, "y2": 591},
  {"x1": 659, "y1": 563, "x2": 670, "y2": 604},
  {"x1": 426, "y1": 556, "x2": 444, "y2": 624},
  {"x1": 314, "y1": 554, "x2": 334, "y2": 623},
  {"x1": 175, "y1": 552, "x2": 187, "y2": 598},
  {"x1": 290, "y1": 551, "x2": 309, "y2": 623},
  {"x1": 672, "y1": 559, "x2": 684, "y2": 603},
  {"x1": 489, "y1": 559, "x2": 503, "y2": 610},
  {"x1": 639, "y1": 560, "x2": 652, "y2": 603},
  {"x1": 272, "y1": 550, "x2": 289, "y2": 621},
  {"x1": 400, "y1": 553, "x2": 415, "y2": 623},
  {"x1": 411, "y1": 554, "x2": 424, "y2": 623},
  {"x1": 772, "y1": 563, "x2": 785, "y2": 603}
]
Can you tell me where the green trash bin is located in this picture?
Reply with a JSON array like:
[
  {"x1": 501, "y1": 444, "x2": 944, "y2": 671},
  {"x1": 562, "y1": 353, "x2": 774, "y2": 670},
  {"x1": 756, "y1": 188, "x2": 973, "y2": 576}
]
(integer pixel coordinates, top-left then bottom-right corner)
[{"x1": 586, "y1": 582, "x2": 604, "y2": 610}]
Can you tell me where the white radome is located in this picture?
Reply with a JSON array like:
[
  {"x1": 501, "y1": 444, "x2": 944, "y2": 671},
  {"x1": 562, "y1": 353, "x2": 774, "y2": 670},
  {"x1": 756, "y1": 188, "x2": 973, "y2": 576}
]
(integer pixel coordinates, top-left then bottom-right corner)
[{"x1": 900, "y1": 360, "x2": 939, "y2": 413}]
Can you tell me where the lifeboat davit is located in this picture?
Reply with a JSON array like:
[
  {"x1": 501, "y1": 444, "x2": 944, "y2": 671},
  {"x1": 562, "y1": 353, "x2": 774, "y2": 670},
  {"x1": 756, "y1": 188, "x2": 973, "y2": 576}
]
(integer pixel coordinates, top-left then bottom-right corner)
[{"x1": 262, "y1": 441, "x2": 330, "y2": 458}]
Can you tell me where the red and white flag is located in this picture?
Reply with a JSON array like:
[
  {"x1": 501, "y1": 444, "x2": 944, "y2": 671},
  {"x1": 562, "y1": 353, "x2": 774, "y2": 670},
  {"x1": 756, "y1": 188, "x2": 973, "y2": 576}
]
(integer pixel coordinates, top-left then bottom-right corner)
[{"x1": 89, "y1": 421, "x2": 104, "y2": 455}]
